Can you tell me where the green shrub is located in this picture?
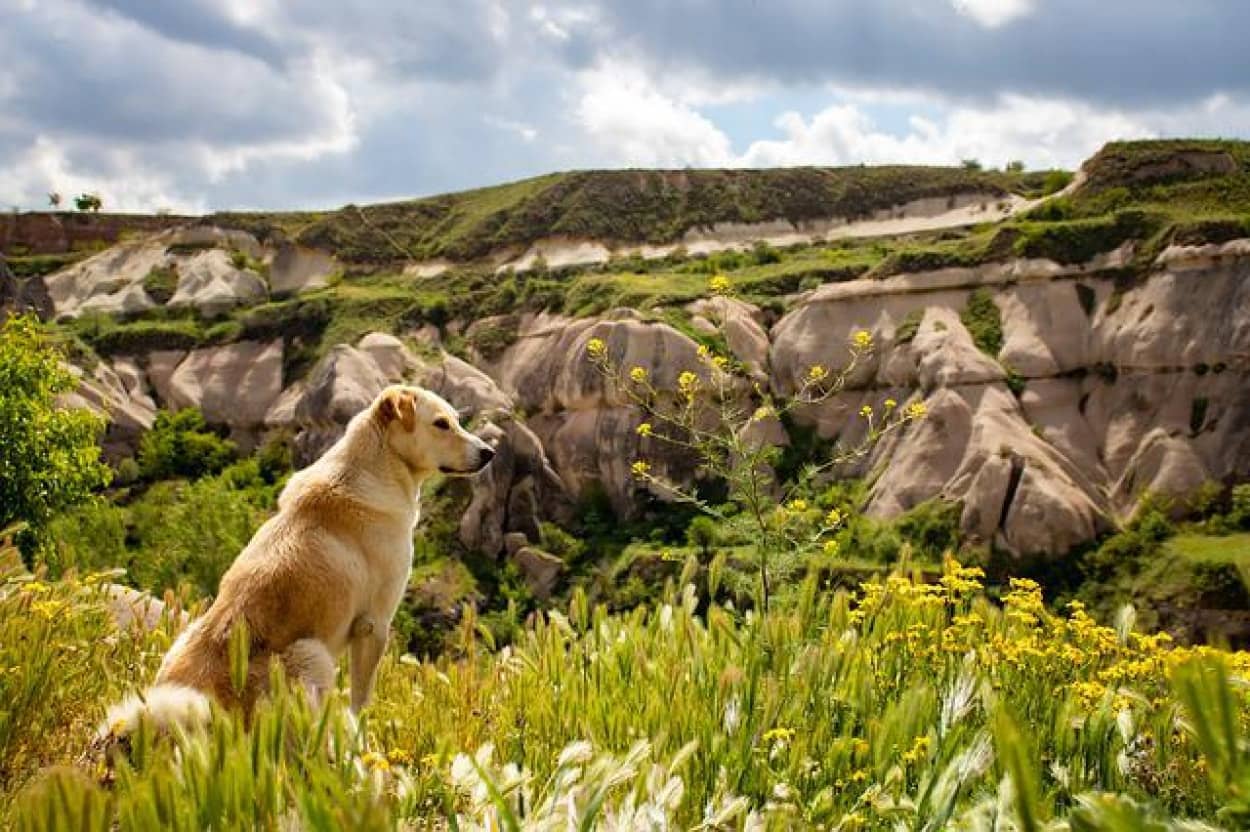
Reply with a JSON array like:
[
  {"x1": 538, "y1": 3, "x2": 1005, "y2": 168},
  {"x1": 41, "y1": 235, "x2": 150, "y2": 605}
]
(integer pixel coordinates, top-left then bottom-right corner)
[
  {"x1": 137, "y1": 408, "x2": 238, "y2": 482},
  {"x1": 960, "y1": 287, "x2": 1003, "y2": 357},
  {"x1": 0, "y1": 316, "x2": 110, "y2": 557},
  {"x1": 685, "y1": 516, "x2": 721, "y2": 558},
  {"x1": 894, "y1": 499, "x2": 963, "y2": 561},
  {"x1": 1041, "y1": 170, "x2": 1075, "y2": 196},
  {"x1": 141, "y1": 265, "x2": 179, "y2": 304},
  {"x1": 539, "y1": 521, "x2": 585, "y2": 563}
]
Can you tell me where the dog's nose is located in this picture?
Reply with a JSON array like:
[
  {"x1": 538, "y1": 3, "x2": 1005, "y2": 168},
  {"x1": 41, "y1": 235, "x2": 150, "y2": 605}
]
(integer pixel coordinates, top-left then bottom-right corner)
[{"x1": 479, "y1": 446, "x2": 496, "y2": 465}]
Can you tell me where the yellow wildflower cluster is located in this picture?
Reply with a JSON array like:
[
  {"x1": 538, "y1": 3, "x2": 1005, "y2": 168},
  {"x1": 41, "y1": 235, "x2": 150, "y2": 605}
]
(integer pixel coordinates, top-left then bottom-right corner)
[
  {"x1": 629, "y1": 366, "x2": 649, "y2": 384},
  {"x1": 631, "y1": 460, "x2": 651, "y2": 477},
  {"x1": 708, "y1": 275, "x2": 733, "y2": 296},
  {"x1": 806, "y1": 365, "x2": 828, "y2": 383},
  {"x1": 586, "y1": 337, "x2": 607, "y2": 360},
  {"x1": 636, "y1": 422, "x2": 654, "y2": 437},
  {"x1": 677, "y1": 371, "x2": 699, "y2": 397},
  {"x1": 852, "y1": 330, "x2": 873, "y2": 350}
]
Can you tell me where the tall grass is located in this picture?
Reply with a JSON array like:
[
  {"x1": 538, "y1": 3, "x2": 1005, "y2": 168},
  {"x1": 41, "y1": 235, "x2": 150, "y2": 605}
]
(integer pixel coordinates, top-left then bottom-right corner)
[{"x1": 3, "y1": 545, "x2": 1248, "y2": 829}]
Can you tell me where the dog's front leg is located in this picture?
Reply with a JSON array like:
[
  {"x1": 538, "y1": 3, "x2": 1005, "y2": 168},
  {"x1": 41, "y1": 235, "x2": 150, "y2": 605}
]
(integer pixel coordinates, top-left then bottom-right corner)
[{"x1": 349, "y1": 615, "x2": 388, "y2": 713}]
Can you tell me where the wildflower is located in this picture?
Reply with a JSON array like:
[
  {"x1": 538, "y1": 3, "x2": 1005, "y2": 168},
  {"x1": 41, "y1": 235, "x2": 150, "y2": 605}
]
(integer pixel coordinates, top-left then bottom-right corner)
[
  {"x1": 586, "y1": 337, "x2": 607, "y2": 360},
  {"x1": 697, "y1": 344, "x2": 712, "y2": 361},
  {"x1": 806, "y1": 365, "x2": 828, "y2": 383},
  {"x1": 709, "y1": 275, "x2": 733, "y2": 296},
  {"x1": 852, "y1": 329, "x2": 873, "y2": 350},
  {"x1": 787, "y1": 499, "x2": 808, "y2": 512},
  {"x1": 361, "y1": 751, "x2": 391, "y2": 772},
  {"x1": 763, "y1": 727, "x2": 795, "y2": 744},
  {"x1": 636, "y1": 422, "x2": 653, "y2": 437},
  {"x1": 825, "y1": 508, "x2": 843, "y2": 527},
  {"x1": 387, "y1": 748, "x2": 413, "y2": 766},
  {"x1": 884, "y1": 398, "x2": 897, "y2": 410},
  {"x1": 859, "y1": 405, "x2": 873, "y2": 419},
  {"x1": 752, "y1": 406, "x2": 773, "y2": 422},
  {"x1": 823, "y1": 540, "x2": 840, "y2": 556},
  {"x1": 852, "y1": 739, "x2": 870, "y2": 757},
  {"x1": 906, "y1": 401, "x2": 928, "y2": 420},
  {"x1": 629, "y1": 366, "x2": 649, "y2": 384},
  {"x1": 631, "y1": 460, "x2": 651, "y2": 477},
  {"x1": 678, "y1": 371, "x2": 699, "y2": 396}
]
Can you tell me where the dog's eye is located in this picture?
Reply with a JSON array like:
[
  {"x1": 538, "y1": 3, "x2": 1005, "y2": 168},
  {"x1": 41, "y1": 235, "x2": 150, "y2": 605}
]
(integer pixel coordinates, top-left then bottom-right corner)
[{"x1": 433, "y1": 417, "x2": 452, "y2": 431}]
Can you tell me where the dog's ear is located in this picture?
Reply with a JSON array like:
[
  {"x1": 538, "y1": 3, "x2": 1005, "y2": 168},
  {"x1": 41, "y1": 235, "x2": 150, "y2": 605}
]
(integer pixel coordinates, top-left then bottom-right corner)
[{"x1": 378, "y1": 388, "x2": 417, "y2": 432}]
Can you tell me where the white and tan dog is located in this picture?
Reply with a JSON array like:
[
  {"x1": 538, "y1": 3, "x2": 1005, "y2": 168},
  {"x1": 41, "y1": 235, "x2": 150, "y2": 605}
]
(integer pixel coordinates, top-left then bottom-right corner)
[{"x1": 102, "y1": 384, "x2": 495, "y2": 736}]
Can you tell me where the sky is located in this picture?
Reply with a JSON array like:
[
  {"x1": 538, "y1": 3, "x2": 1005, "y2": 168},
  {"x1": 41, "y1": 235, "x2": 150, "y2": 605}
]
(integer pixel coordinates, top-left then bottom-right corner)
[{"x1": 1, "y1": 0, "x2": 1248, "y2": 213}]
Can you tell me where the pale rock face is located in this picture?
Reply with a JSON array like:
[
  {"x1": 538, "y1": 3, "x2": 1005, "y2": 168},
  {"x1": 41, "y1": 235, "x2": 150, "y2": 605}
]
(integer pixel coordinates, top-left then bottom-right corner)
[
  {"x1": 358, "y1": 332, "x2": 418, "y2": 382},
  {"x1": 43, "y1": 226, "x2": 266, "y2": 319},
  {"x1": 165, "y1": 340, "x2": 284, "y2": 428},
  {"x1": 511, "y1": 546, "x2": 566, "y2": 600},
  {"x1": 269, "y1": 245, "x2": 335, "y2": 295},
  {"x1": 61, "y1": 360, "x2": 157, "y2": 458},
  {"x1": 686, "y1": 296, "x2": 770, "y2": 379},
  {"x1": 167, "y1": 249, "x2": 268, "y2": 317}
]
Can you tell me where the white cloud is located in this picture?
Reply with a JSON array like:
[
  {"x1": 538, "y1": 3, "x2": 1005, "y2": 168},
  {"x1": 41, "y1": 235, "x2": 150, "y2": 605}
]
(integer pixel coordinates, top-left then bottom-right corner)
[
  {"x1": 574, "y1": 63, "x2": 734, "y2": 166},
  {"x1": 0, "y1": 137, "x2": 206, "y2": 213},
  {"x1": 951, "y1": 0, "x2": 1034, "y2": 28},
  {"x1": 738, "y1": 94, "x2": 1155, "y2": 170}
]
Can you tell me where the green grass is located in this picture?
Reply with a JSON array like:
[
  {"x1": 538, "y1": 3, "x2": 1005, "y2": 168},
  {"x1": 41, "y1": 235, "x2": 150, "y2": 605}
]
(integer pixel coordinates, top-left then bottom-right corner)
[
  {"x1": 1166, "y1": 532, "x2": 1250, "y2": 564},
  {"x1": 5, "y1": 552, "x2": 1250, "y2": 829},
  {"x1": 207, "y1": 165, "x2": 1039, "y2": 267}
]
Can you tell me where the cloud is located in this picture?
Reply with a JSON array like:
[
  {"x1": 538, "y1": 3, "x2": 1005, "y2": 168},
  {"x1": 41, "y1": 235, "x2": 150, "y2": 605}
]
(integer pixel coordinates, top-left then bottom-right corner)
[
  {"x1": 951, "y1": 0, "x2": 1034, "y2": 29},
  {"x1": 575, "y1": 63, "x2": 733, "y2": 166},
  {"x1": 738, "y1": 94, "x2": 1155, "y2": 169},
  {"x1": 1, "y1": 0, "x2": 1249, "y2": 211}
]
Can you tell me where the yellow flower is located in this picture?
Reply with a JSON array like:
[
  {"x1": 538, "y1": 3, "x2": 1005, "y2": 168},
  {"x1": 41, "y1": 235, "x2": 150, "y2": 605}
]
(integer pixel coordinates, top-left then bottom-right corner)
[
  {"x1": 859, "y1": 405, "x2": 873, "y2": 419},
  {"x1": 763, "y1": 727, "x2": 795, "y2": 744},
  {"x1": 825, "y1": 508, "x2": 843, "y2": 527},
  {"x1": 586, "y1": 337, "x2": 607, "y2": 359},
  {"x1": 631, "y1": 460, "x2": 651, "y2": 477},
  {"x1": 752, "y1": 406, "x2": 773, "y2": 422},
  {"x1": 852, "y1": 329, "x2": 873, "y2": 350},
  {"x1": 629, "y1": 366, "x2": 649, "y2": 384},
  {"x1": 806, "y1": 364, "x2": 828, "y2": 383},
  {"x1": 678, "y1": 371, "x2": 699, "y2": 396},
  {"x1": 884, "y1": 398, "x2": 897, "y2": 409},
  {"x1": 387, "y1": 748, "x2": 413, "y2": 765},
  {"x1": 697, "y1": 344, "x2": 711, "y2": 361},
  {"x1": 787, "y1": 499, "x2": 808, "y2": 512},
  {"x1": 852, "y1": 739, "x2": 870, "y2": 757},
  {"x1": 712, "y1": 355, "x2": 729, "y2": 370},
  {"x1": 708, "y1": 275, "x2": 733, "y2": 296},
  {"x1": 361, "y1": 751, "x2": 391, "y2": 772},
  {"x1": 823, "y1": 540, "x2": 840, "y2": 556},
  {"x1": 636, "y1": 422, "x2": 653, "y2": 437},
  {"x1": 905, "y1": 401, "x2": 928, "y2": 420}
]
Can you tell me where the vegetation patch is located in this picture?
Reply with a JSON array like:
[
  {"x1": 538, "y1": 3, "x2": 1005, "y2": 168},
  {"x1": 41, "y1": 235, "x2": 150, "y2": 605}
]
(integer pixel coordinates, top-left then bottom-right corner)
[
  {"x1": 960, "y1": 287, "x2": 1003, "y2": 357},
  {"x1": 141, "y1": 265, "x2": 179, "y2": 304}
]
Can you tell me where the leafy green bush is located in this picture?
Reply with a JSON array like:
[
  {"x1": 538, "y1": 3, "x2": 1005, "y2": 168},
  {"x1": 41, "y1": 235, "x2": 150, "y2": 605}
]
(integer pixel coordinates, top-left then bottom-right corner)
[
  {"x1": 137, "y1": 408, "x2": 238, "y2": 482},
  {"x1": 539, "y1": 521, "x2": 585, "y2": 564},
  {"x1": 141, "y1": 265, "x2": 179, "y2": 304},
  {"x1": 0, "y1": 316, "x2": 110, "y2": 557},
  {"x1": 960, "y1": 287, "x2": 1003, "y2": 357},
  {"x1": 684, "y1": 516, "x2": 721, "y2": 558},
  {"x1": 1041, "y1": 169, "x2": 1075, "y2": 196},
  {"x1": 894, "y1": 498, "x2": 963, "y2": 560}
]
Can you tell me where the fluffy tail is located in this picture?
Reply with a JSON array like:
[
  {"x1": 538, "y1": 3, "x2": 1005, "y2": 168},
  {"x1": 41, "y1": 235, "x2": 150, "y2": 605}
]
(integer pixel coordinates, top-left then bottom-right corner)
[{"x1": 98, "y1": 683, "x2": 212, "y2": 742}]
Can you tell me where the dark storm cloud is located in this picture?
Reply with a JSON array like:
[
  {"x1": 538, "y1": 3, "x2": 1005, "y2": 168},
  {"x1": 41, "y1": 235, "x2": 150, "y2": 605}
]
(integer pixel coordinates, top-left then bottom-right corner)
[{"x1": 589, "y1": 0, "x2": 1250, "y2": 107}]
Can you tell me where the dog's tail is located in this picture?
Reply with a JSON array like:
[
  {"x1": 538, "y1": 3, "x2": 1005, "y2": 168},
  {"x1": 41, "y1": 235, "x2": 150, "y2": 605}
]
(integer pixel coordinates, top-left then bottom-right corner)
[{"x1": 98, "y1": 683, "x2": 212, "y2": 742}]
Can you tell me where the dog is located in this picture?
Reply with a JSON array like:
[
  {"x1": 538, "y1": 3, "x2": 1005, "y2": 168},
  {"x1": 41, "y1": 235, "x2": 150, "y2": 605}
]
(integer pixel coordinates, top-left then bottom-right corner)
[{"x1": 100, "y1": 384, "x2": 495, "y2": 740}]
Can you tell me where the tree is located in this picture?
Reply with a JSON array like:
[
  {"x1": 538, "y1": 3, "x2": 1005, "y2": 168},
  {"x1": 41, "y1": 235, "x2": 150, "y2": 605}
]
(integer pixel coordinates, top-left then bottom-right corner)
[
  {"x1": 0, "y1": 315, "x2": 110, "y2": 559},
  {"x1": 1006, "y1": 160, "x2": 1026, "y2": 173},
  {"x1": 47, "y1": 192, "x2": 62, "y2": 210},
  {"x1": 74, "y1": 192, "x2": 102, "y2": 212},
  {"x1": 960, "y1": 158, "x2": 983, "y2": 172}
]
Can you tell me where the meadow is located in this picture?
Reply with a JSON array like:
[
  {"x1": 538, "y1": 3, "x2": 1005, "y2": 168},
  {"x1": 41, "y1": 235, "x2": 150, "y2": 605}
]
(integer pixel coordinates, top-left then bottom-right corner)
[{"x1": 4, "y1": 531, "x2": 1250, "y2": 829}]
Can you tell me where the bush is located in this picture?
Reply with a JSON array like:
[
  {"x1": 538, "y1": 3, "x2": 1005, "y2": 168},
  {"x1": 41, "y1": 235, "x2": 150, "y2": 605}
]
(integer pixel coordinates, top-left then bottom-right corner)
[
  {"x1": 685, "y1": 516, "x2": 721, "y2": 558},
  {"x1": 1042, "y1": 170, "x2": 1075, "y2": 196},
  {"x1": 960, "y1": 287, "x2": 1003, "y2": 357},
  {"x1": 0, "y1": 316, "x2": 110, "y2": 557},
  {"x1": 141, "y1": 265, "x2": 179, "y2": 304},
  {"x1": 539, "y1": 521, "x2": 585, "y2": 563},
  {"x1": 137, "y1": 408, "x2": 238, "y2": 482}
]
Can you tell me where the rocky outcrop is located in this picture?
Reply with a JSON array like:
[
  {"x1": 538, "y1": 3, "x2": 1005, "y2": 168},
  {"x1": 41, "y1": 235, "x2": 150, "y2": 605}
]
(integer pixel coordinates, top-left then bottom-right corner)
[
  {"x1": 62, "y1": 360, "x2": 157, "y2": 459},
  {"x1": 767, "y1": 240, "x2": 1250, "y2": 559},
  {"x1": 269, "y1": 244, "x2": 336, "y2": 295},
  {"x1": 160, "y1": 340, "x2": 284, "y2": 439},
  {"x1": 41, "y1": 226, "x2": 269, "y2": 319}
]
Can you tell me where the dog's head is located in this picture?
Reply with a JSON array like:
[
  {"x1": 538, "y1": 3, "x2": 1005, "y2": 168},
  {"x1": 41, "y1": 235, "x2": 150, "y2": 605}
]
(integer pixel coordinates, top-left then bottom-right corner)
[{"x1": 373, "y1": 385, "x2": 496, "y2": 477}]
